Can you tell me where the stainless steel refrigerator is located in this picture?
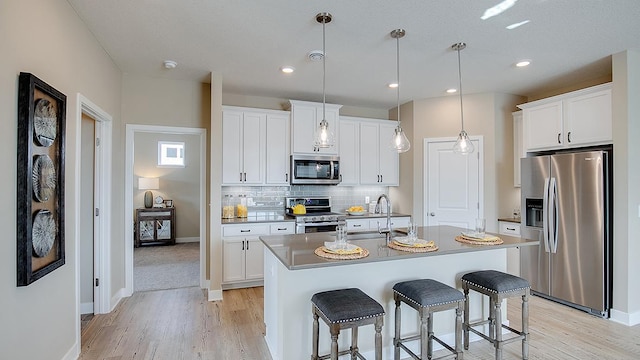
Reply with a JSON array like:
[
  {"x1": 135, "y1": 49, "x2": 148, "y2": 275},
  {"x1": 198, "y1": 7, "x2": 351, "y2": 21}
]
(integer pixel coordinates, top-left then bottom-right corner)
[{"x1": 520, "y1": 149, "x2": 611, "y2": 317}]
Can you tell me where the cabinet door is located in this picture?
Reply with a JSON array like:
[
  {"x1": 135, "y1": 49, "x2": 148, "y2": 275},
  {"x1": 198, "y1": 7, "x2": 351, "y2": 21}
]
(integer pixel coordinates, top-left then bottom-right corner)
[
  {"x1": 377, "y1": 122, "x2": 399, "y2": 185},
  {"x1": 389, "y1": 216, "x2": 410, "y2": 229},
  {"x1": 222, "y1": 238, "x2": 246, "y2": 283},
  {"x1": 265, "y1": 113, "x2": 290, "y2": 184},
  {"x1": 513, "y1": 111, "x2": 523, "y2": 187},
  {"x1": 359, "y1": 122, "x2": 381, "y2": 184},
  {"x1": 523, "y1": 101, "x2": 563, "y2": 151},
  {"x1": 291, "y1": 103, "x2": 317, "y2": 154},
  {"x1": 564, "y1": 89, "x2": 612, "y2": 146},
  {"x1": 346, "y1": 219, "x2": 369, "y2": 232},
  {"x1": 338, "y1": 119, "x2": 359, "y2": 185},
  {"x1": 244, "y1": 238, "x2": 264, "y2": 280},
  {"x1": 241, "y1": 112, "x2": 265, "y2": 184},
  {"x1": 222, "y1": 110, "x2": 244, "y2": 184}
]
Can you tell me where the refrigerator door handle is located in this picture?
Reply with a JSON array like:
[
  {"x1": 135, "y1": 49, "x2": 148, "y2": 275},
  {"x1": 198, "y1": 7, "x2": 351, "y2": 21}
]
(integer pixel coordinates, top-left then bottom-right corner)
[
  {"x1": 550, "y1": 177, "x2": 559, "y2": 253},
  {"x1": 543, "y1": 177, "x2": 551, "y2": 253}
]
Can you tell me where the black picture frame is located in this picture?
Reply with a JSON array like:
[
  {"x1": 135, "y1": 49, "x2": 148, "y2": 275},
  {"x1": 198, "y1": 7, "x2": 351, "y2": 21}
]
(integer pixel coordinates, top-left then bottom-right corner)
[{"x1": 17, "y1": 72, "x2": 66, "y2": 286}]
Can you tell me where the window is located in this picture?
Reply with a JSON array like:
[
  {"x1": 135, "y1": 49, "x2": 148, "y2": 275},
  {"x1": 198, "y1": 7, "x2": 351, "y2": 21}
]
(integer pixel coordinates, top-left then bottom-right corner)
[{"x1": 158, "y1": 141, "x2": 185, "y2": 167}]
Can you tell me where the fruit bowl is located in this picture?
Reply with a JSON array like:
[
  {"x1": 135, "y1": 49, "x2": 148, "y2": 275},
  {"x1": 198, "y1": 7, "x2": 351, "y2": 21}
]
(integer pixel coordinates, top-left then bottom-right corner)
[{"x1": 347, "y1": 210, "x2": 366, "y2": 216}]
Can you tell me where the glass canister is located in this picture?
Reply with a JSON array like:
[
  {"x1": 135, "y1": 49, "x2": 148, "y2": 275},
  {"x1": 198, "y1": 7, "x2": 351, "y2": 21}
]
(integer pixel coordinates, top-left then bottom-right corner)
[
  {"x1": 222, "y1": 195, "x2": 235, "y2": 219},
  {"x1": 237, "y1": 194, "x2": 248, "y2": 218}
]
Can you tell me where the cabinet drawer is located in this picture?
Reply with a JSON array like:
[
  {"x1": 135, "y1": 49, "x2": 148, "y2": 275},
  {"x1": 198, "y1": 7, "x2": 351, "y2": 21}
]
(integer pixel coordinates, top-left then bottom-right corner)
[
  {"x1": 346, "y1": 219, "x2": 370, "y2": 232},
  {"x1": 222, "y1": 224, "x2": 270, "y2": 237},
  {"x1": 270, "y1": 222, "x2": 295, "y2": 234},
  {"x1": 499, "y1": 222, "x2": 521, "y2": 236}
]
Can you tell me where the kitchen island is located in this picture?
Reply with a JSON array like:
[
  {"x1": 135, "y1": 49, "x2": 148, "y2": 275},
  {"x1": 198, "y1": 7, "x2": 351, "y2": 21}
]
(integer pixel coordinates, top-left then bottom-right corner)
[{"x1": 260, "y1": 225, "x2": 537, "y2": 360}]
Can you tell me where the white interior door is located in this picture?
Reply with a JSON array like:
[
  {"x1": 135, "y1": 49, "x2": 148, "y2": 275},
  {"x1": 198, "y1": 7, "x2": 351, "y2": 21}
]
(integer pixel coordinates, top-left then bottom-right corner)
[{"x1": 424, "y1": 138, "x2": 482, "y2": 230}]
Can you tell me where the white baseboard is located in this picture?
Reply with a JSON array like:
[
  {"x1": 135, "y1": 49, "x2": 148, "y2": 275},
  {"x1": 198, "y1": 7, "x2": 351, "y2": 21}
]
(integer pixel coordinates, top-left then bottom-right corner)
[
  {"x1": 110, "y1": 287, "x2": 128, "y2": 312},
  {"x1": 610, "y1": 308, "x2": 640, "y2": 326},
  {"x1": 176, "y1": 236, "x2": 199, "y2": 243},
  {"x1": 80, "y1": 302, "x2": 94, "y2": 315},
  {"x1": 208, "y1": 288, "x2": 223, "y2": 301},
  {"x1": 61, "y1": 340, "x2": 79, "y2": 360}
]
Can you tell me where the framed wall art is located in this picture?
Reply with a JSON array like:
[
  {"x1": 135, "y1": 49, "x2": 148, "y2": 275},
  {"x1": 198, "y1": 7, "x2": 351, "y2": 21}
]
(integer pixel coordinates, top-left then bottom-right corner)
[{"x1": 17, "y1": 72, "x2": 66, "y2": 286}]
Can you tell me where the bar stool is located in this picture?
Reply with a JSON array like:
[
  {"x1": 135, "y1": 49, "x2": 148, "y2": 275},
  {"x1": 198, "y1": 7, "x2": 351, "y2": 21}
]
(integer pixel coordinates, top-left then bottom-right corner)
[
  {"x1": 461, "y1": 270, "x2": 530, "y2": 360},
  {"x1": 311, "y1": 288, "x2": 385, "y2": 360},
  {"x1": 392, "y1": 279, "x2": 465, "y2": 360}
]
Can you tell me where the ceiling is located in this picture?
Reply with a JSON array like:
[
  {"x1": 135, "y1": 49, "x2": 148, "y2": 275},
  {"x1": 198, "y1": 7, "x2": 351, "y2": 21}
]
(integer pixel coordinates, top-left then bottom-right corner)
[{"x1": 67, "y1": 0, "x2": 640, "y2": 110}]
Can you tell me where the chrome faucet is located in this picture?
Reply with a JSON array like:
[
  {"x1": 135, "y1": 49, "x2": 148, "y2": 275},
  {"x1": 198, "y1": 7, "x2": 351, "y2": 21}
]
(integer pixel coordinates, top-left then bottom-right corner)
[{"x1": 376, "y1": 194, "x2": 392, "y2": 245}]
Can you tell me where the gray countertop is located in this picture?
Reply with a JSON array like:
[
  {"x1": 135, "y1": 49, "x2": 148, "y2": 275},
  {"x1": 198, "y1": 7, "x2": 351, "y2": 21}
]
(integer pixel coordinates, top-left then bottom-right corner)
[
  {"x1": 260, "y1": 225, "x2": 538, "y2": 270},
  {"x1": 498, "y1": 217, "x2": 522, "y2": 223},
  {"x1": 343, "y1": 212, "x2": 410, "y2": 219},
  {"x1": 221, "y1": 214, "x2": 293, "y2": 224}
]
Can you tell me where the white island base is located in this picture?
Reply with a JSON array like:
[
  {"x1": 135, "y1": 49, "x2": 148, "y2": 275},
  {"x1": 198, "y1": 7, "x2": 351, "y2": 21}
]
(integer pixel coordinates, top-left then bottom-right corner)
[{"x1": 263, "y1": 242, "x2": 509, "y2": 360}]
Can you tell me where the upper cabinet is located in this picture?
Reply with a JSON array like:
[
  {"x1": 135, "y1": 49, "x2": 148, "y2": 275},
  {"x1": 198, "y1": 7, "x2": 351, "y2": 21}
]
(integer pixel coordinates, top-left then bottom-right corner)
[
  {"x1": 222, "y1": 106, "x2": 290, "y2": 186},
  {"x1": 288, "y1": 100, "x2": 342, "y2": 155},
  {"x1": 359, "y1": 119, "x2": 399, "y2": 186},
  {"x1": 338, "y1": 118, "x2": 360, "y2": 185},
  {"x1": 518, "y1": 83, "x2": 612, "y2": 152}
]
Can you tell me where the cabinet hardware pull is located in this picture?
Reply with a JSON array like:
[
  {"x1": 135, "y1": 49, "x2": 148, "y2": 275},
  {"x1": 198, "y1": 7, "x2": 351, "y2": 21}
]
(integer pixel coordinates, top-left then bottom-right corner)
[
  {"x1": 246, "y1": 241, "x2": 249, "y2": 250},
  {"x1": 557, "y1": 133, "x2": 561, "y2": 144},
  {"x1": 242, "y1": 241, "x2": 245, "y2": 250},
  {"x1": 285, "y1": 173, "x2": 288, "y2": 182},
  {"x1": 507, "y1": 227, "x2": 515, "y2": 231},
  {"x1": 567, "y1": 131, "x2": 572, "y2": 143},
  {"x1": 277, "y1": 227, "x2": 286, "y2": 231},
  {"x1": 243, "y1": 172, "x2": 247, "y2": 182},
  {"x1": 380, "y1": 175, "x2": 383, "y2": 182},
  {"x1": 240, "y1": 229, "x2": 250, "y2": 233},
  {"x1": 240, "y1": 172, "x2": 243, "y2": 181},
  {"x1": 354, "y1": 224, "x2": 362, "y2": 227}
]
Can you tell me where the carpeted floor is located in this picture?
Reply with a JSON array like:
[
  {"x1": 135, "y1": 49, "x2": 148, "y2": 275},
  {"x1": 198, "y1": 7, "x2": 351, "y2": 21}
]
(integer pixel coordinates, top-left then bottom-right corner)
[{"x1": 134, "y1": 242, "x2": 199, "y2": 292}]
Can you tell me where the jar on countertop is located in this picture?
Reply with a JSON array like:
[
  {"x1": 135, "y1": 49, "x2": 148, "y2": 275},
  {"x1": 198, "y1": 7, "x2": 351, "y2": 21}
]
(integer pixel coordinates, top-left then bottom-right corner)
[
  {"x1": 222, "y1": 195, "x2": 235, "y2": 219},
  {"x1": 237, "y1": 195, "x2": 248, "y2": 218}
]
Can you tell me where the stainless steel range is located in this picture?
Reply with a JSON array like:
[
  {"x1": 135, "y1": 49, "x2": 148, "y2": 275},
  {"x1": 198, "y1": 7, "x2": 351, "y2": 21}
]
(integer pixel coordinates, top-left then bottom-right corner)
[{"x1": 285, "y1": 197, "x2": 346, "y2": 234}]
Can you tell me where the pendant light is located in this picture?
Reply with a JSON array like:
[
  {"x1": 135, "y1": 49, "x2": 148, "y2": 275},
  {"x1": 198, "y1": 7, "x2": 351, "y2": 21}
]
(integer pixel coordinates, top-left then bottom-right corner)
[
  {"x1": 451, "y1": 42, "x2": 475, "y2": 155},
  {"x1": 389, "y1": 29, "x2": 410, "y2": 153},
  {"x1": 313, "y1": 12, "x2": 335, "y2": 149}
]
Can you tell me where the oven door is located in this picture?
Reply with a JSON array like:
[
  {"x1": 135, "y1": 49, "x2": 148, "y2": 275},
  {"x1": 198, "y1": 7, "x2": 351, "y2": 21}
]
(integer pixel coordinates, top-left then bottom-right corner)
[
  {"x1": 296, "y1": 222, "x2": 341, "y2": 234},
  {"x1": 290, "y1": 155, "x2": 340, "y2": 185}
]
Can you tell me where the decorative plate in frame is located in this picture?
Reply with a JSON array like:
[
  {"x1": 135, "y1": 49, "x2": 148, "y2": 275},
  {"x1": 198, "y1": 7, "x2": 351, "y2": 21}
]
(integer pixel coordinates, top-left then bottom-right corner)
[
  {"x1": 32, "y1": 155, "x2": 56, "y2": 202},
  {"x1": 33, "y1": 98, "x2": 57, "y2": 147},
  {"x1": 32, "y1": 210, "x2": 56, "y2": 257}
]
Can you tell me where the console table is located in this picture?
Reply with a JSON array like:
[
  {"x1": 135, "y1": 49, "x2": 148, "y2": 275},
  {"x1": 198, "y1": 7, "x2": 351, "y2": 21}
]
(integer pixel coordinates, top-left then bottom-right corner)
[{"x1": 135, "y1": 207, "x2": 176, "y2": 247}]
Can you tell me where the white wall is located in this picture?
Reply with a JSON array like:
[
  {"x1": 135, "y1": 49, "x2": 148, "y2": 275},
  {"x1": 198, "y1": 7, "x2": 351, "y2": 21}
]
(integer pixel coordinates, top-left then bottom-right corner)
[{"x1": 0, "y1": 1, "x2": 122, "y2": 359}]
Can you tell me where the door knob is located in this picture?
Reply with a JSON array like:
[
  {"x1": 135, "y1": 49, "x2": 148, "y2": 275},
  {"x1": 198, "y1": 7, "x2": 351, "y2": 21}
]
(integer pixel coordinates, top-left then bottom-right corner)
[{"x1": 430, "y1": 212, "x2": 435, "y2": 216}]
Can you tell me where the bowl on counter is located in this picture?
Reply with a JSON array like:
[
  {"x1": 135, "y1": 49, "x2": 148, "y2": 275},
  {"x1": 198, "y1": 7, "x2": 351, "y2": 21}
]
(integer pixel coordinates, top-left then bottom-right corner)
[{"x1": 346, "y1": 210, "x2": 367, "y2": 216}]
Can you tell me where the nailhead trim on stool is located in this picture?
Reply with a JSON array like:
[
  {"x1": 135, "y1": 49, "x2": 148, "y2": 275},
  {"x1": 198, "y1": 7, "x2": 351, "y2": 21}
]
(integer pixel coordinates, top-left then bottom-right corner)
[
  {"x1": 392, "y1": 279, "x2": 465, "y2": 360},
  {"x1": 461, "y1": 270, "x2": 530, "y2": 360},
  {"x1": 311, "y1": 288, "x2": 385, "y2": 360}
]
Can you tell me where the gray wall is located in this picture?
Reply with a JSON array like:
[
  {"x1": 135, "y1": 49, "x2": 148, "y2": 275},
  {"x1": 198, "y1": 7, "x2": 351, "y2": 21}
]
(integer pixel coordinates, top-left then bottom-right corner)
[{"x1": 134, "y1": 132, "x2": 201, "y2": 239}]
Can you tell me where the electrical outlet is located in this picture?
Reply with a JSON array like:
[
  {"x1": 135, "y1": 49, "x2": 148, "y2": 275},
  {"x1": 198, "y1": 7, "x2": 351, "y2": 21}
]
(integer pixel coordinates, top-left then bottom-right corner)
[{"x1": 365, "y1": 196, "x2": 370, "y2": 204}]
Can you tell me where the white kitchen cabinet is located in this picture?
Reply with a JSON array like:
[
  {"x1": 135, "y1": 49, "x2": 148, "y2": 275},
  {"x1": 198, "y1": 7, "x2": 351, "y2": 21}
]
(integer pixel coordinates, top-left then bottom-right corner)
[
  {"x1": 265, "y1": 112, "x2": 291, "y2": 185},
  {"x1": 345, "y1": 218, "x2": 369, "y2": 232},
  {"x1": 513, "y1": 111, "x2": 524, "y2": 187},
  {"x1": 345, "y1": 216, "x2": 410, "y2": 233},
  {"x1": 338, "y1": 118, "x2": 360, "y2": 185},
  {"x1": 223, "y1": 106, "x2": 290, "y2": 186},
  {"x1": 288, "y1": 100, "x2": 342, "y2": 155},
  {"x1": 499, "y1": 220, "x2": 521, "y2": 276},
  {"x1": 360, "y1": 120, "x2": 399, "y2": 185},
  {"x1": 519, "y1": 83, "x2": 612, "y2": 152},
  {"x1": 222, "y1": 222, "x2": 294, "y2": 288},
  {"x1": 222, "y1": 108, "x2": 265, "y2": 185}
]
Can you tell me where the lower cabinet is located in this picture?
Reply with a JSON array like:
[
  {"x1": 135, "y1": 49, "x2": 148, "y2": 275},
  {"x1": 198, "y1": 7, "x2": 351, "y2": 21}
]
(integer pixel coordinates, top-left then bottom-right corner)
[
  {"x1": 222, "y1": 222, "x2": 294, "y2": 288},
  {"x1": 345, "y1": 216, "x2": 411, "y2": 233},
  {"x1": 499, "y1": 220, "x2": 521, "y2": 276}
]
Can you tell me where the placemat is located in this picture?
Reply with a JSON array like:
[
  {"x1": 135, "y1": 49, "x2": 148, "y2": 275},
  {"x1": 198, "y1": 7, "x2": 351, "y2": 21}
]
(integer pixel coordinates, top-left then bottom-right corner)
[
  {"x1": 314, "y1": 246, "x2": 370, "y2": 260},
  {"x1": 455, "y1": 235, "x2": 504, "y2": 245},
  {"x1": 388, "y1": 240, "x2": 439, "y2": 253}
]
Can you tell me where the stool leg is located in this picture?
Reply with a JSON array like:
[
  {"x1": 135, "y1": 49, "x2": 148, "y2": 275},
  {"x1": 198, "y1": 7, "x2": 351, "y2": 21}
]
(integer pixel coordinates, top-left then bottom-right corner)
[
  {"x1": 488, "y1": 297, "x2": 495, "y2": 341},
  {"x1": 330, "y1": 324, "x2": 340, "y2": 360},
  {"x1": 463, "y1": 287, "x2": 470, "y2": 350},
  {"x1": 456, "y1": 302, "x2": 464, "y2": 360},
  {"x1": 427, "y1": 310, "x2": 434, "y2": 360},
  {"x1": 494, "y1": 298, "x2": 502, "y2": 360},
  {"x1": 522, "y1": 293, "x2": 529, "y2": 360},
  {"x1": 351, "y1": 326, "x2": 359, "y2": 360},
  {"x1": 312, "y1": 311, "x2": 319, "y2": 360},
  {"x1": 394, "y1": 298, "x2": 401, "y2": 360},
  {"x1": 375, "y1": 316, "x2": 383, "y2": 360}
]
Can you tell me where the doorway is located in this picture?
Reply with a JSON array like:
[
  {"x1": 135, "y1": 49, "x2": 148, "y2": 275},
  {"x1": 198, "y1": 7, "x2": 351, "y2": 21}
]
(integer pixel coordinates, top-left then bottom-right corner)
[
  {"x1": 423, "y1": 137, "x2": 483, "y2": 229},
  {"x1": 124, "y1": 125, "x2": 207, "y2": 296}
]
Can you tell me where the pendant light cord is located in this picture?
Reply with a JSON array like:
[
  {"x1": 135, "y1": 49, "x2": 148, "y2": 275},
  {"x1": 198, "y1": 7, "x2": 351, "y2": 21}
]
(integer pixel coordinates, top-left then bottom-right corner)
[
  {"x1": 457, "y1": 46, "x2": 465, "y2": 132},
  {"x1": 322, "y1": 17, "x2": 326, "y2": 121},
  {"x1": 396, "y1": 34, "x2": 400, "y2": 125}
]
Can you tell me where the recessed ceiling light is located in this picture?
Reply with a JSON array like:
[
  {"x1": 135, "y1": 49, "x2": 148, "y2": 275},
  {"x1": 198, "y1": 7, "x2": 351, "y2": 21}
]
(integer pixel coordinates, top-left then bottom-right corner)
[
  {"x1": 516, "y1": 60, "x2": 531, "y2": 67},
  {"x1": 388, "y1": 83, "x2": 398, "y2": 88},
  {"x1": 308, "y1": 50, "x2": 324, "y2": 62},
  {"x1": 163, "y1": 60, "x2": 177, "y2": 69},
  {"x1": 506, "y1": 20, "x2": 530, "y2": 29},
  {"x1": 446, "y1": 88, "x2": 457, "y2": 94},
  {"x1": 280, "y1": 66, "x2": 295, "y2": 74}
]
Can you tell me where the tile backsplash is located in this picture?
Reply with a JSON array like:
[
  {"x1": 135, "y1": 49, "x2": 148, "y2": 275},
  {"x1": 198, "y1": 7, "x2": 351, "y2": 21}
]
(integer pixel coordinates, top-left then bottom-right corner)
[{"x1": 222, "y1": 185, "x2": 388, "y2": 214}]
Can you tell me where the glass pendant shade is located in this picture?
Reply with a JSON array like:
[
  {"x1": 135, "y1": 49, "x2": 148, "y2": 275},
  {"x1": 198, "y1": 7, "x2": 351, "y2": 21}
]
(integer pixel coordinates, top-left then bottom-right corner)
[
  {"x1": 453, "y1": 130, "x2": 475, "y2": 154},
  {"x1": 314, "y1": 118, "x2": 335, "y2": 148},
  {"x1": 390, "y1": 125, "x2": 410, "y2": 152}
]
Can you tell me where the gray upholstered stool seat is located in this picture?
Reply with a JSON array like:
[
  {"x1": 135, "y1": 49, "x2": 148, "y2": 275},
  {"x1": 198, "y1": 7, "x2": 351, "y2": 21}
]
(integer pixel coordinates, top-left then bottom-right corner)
[
  {"x1": 392, "y1": 279, "x2": 465, "y2": 360},
  {"x1": 461, "y1": 270, "x2": 531, "y2": 360},
  {"x1": 311, "y1": 288, "x2": 385, "y2": 360}
]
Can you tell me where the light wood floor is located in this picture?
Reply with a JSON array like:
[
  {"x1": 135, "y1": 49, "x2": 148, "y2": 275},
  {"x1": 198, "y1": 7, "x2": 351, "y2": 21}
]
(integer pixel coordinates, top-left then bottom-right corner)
[{"x1": 80, "y1": 286, "x2": 640, "y2": 360}]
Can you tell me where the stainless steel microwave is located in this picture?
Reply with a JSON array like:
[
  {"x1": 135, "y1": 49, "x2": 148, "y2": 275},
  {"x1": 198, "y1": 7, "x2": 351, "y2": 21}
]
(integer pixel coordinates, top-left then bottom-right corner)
[{"x1": 290, "y1": 155, "x2": 340, "y2": 185}]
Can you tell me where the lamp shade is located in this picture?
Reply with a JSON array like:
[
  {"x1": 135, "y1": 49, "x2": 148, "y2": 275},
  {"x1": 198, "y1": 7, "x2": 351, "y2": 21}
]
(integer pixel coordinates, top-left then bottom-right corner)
[{"x1": 138, "y1": 177, "x2": 159, "y2": 190}]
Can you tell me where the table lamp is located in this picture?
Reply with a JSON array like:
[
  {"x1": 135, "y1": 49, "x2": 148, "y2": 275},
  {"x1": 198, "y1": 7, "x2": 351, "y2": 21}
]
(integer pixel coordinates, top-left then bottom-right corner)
[{"x1": 138, "y1": 177, "x2": 159, "y2": 208}]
